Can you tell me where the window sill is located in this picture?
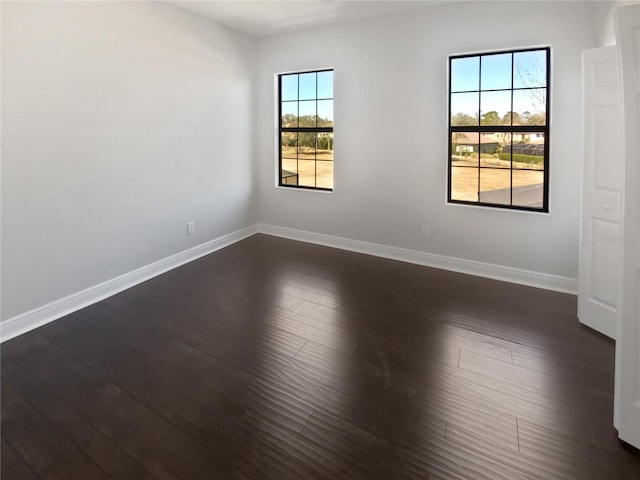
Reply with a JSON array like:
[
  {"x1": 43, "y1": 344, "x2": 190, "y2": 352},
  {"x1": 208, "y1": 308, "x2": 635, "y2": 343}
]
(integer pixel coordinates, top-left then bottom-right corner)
[
  {"x1": 445, "y1": 200, "x2": 550, "y2": 215},
  {"x1": 275, "y1": 185, "x2": 334, "y2": 194}
]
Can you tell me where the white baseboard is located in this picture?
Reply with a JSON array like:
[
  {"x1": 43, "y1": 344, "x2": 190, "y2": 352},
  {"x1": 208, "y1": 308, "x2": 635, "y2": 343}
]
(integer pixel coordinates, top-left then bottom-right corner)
[
  {"x1": 1, "y1": 222, "x2": 577, "y2": 343},
  {"x1": 0, "y1": 224, "x2": 258, "y2": 343},
  {"x1": 257, "y1": 223, "x2": 578, "y2": 295}
]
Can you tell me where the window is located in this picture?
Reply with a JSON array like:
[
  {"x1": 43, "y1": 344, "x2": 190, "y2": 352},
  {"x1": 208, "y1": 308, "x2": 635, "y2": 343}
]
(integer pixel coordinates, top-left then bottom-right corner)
[
  {"x1": 278, "y1": 69, "x2": 334, "y2": 190},
  {"x1": 448, "y1": 48, "x2": 550, "y2": 212}
]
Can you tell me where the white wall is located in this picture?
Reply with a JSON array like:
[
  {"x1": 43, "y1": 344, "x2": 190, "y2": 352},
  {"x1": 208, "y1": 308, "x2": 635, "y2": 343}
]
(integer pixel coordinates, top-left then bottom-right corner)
[
  {"x1": 255, "y1": 1, "x2": 598, "y2": 280},
  {"x1": 595, "y1": 1, "x2": 639, "y2": 46},
  {"x1": 1, "y1": 1, "x2": 256, "y2": 320}
]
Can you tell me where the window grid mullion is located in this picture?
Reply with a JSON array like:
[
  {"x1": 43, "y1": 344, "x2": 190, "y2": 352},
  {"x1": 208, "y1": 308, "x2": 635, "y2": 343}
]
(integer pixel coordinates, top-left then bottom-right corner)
[
  {"x1": 510, "y1": 52, "x2": 514, "y2": 206},
  {"x1": 477, "y1": 56, "x2": 482, "y2": 202}
]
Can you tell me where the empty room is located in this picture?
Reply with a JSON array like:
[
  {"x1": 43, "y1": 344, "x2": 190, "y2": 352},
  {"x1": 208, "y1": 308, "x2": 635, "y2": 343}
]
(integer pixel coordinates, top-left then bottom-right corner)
[{"x1": 2, "y1": 0, "x2": 640, "y2": 478}]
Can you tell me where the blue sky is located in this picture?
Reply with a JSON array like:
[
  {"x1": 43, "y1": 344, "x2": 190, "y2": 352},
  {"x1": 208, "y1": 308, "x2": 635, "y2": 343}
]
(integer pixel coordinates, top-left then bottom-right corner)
[
  {"x1": 281, "y1": 70, "x2": 334, "y2": 121},
  {"x1": 279, "y1": 51, "x2": 546, "y2": 124},
  {"x1": 450, "y1": 50, "x2": 547, "y2": 118}
]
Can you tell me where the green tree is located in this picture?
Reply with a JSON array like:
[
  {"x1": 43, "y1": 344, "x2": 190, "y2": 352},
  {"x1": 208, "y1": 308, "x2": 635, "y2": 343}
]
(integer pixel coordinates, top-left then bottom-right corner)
[
  {"x1": 480, "y1": 110, "x2": 500, "y2": 125},
  {"x1": 298, "y1": 132, "x2": 315, "y2": 151},
  {"x1": 283, "y1": 133, "x2": 296, "y2": 147},
  {"x1": 282, "y1": 113, "x2": 297, "y2": 128},
  {"x1": 501, "y1": 111, "x2": 522, "y2": 125},
  {"x1": 317, "y1": 134, "x2": 333, "y2": 150},
  {"x1": 451, "y1": 112, "x2": 477, "y2": 126},
  {"x1": 298, "y1": 115, "x2": 316, "y2": 127},
  {"x1": 526, "y1": 112, "x2": 546, "y2": 125}
]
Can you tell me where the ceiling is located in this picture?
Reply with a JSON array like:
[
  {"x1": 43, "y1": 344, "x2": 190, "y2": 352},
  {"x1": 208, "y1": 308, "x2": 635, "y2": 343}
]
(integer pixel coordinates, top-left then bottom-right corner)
[{"x1": 167, "y1": 0, "x2": 451, "y2": 37}]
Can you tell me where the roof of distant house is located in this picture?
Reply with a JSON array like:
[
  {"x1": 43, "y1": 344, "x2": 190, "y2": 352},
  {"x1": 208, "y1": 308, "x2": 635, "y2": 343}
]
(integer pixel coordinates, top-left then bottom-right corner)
[{"x1": 454, "y1": 133, "x2": 500, "y2": 145}]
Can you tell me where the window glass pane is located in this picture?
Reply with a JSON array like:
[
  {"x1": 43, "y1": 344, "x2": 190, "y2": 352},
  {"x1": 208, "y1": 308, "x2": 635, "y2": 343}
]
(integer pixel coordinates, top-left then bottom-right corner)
[
  {"x1": 450, "y1": 92, "x2": 478, "y2": 126},
  {"x1": 512, "y1": 170, "x2": 544, "y2": 207},
  {"x1": 281, "y1": 74, "x2": 298, "y2": 101},
  {"x1": 451, "y1": 132, "x2": 479, "y2": 166},
  {"x1": 316, "y1": 162, "x2": 333, "y2": 189},
  {"x1": 297, "y1": 132, "x2": 316, "y2": 187},
  {"x1": 488, "y1": 133, "x2": 511, "y2": 167},
  {"x1": 481, "y1": 53, "x2": 512, "y2": 90},
  {"x1": 281, "y1": 101, "x2": 297, "y2": 127},
  {"x1": 281, "y1": 132, "x2": 298, "y2": 186},
  {"x1": 317, "y1": 133, "x2": 333, "y2": 160},
  {"x1": 479, "y1": 168, "x2": 511, "y2": 205},
  {"x1": 299, "y1": 72, "x2": 316, "y2": 100},
  {"x1": 451, "y1": 166, "x2": 478, "y2": 202},
  {"x1": 480, "y1": 90, "x2": 511, "y2": 126},
  {"x1": 514, "y1": 50, "x2": 547, "y2": 89},
  {"x1": 281, "y1": 132, "x2": 297, "y2": 159},
  {"x1": 479, "y1": 132, "x2": 508, "y2": 168},
  {"x1": 297, "y1": 159, "x2": 316, "y2": 188},
  {"x1": 508, "y1": 133, "x2": 545, "y2": 169},
  {"x1": 317, "y1": 71, "x2": 333, "y2": 99},
  {"x1": 317, "y1": 133, "x2": 333, "y2": 189},
  {"x1": 513, "y1": 89, "x2": 546, "y2": 125},
  {"x1": 297, "y1": 132, "x2": 316, "y2": 160},
  {"x1": 281, "y1": 166, "x2": 299, "y2": 186},
  {"x1": 451, "y1": 56, "x2": 479, "y2": 92},
  {"x1": 298, "y1": 100, "x2": 316, "y2": 126},
  {"x1": 317, "y1": 100, "x2": 333, "y2": 127}
]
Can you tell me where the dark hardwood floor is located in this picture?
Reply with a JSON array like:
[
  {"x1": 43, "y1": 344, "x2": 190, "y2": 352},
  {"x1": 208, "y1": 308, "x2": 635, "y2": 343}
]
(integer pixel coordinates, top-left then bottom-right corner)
[{"x1": 2, "y1": 233, "x2": 639, "y2": 479}]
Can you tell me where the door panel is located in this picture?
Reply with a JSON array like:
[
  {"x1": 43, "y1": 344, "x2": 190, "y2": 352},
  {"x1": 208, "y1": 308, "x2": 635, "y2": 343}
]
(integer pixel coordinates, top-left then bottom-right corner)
[
  {"x1": 579, "y1": 46, "x2": 622, "y2": 340},
  {"x1": 614, "y1": 3, "x2": 640, "y2": 450},
  {"x1": 593, "y1": 106, "x2": 622, "y2": 191},
  {"x1": 589, "y1": 219, "x2": 620, "y2": 309}
]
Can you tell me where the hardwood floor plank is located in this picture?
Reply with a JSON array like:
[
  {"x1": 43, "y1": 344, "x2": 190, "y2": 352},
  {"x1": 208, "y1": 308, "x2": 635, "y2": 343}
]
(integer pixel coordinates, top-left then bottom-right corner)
[
  {"x1": 1, "y1": 332, "x2": 109, "y2": 409},
  {"x1": 2, "y1": 234, "x2": 638, "y2": 479},
  {"x1": 1, "y1": 381, "x2": 82, "y2": 476},
  {"x1": 2, "y1": 354, "x2": 155, "y2": 480},
  {"x1": 517, "y1": 418, "x2": 640, "y2": 480},
  {"x1": 78, "y1": 381, "x2": 232, "y2": 479},
  {"x1": 1, "y1": 437, "x2": 39, "y2": 480},
  {"x1": 443, "y1": 422, "x2": 548, "y2": 480},
  {"x1": 39, "y1": 452, "x2": 112, "y2": 480},
  {"x1": 374, "y1": 413, "x2": 537, "y2": 480},
  {"x1": 40, "y1": 317, "x2": 315, "y2": 440},
  {"x1": 434, "y1": 360, "x2": 604, "y2": 444},
  {"x1": 458, "y1": 349, "x2": 548, "y2": 392}
]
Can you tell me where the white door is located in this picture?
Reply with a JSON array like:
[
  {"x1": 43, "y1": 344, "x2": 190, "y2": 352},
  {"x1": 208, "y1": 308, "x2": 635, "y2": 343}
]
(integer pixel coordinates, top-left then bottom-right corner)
[
  {"x1": 579, "y1": 46, "x2": 622, "y2": 340},
  {"x1": 614, "y1": 3, "x2": 640, "y2": 450}
]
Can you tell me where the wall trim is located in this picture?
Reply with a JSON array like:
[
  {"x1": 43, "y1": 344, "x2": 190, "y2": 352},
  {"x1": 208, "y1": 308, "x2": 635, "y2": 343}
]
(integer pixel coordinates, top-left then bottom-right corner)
[
  {"x1": 257, "y1": 223, "x2": 578, "y2": 295},
  {"x1": 2, "y1": 222, "x2": 578, "y2": 343},
  {"x1": 0, "y1": 224, "x2": 258, "y2": 343}
]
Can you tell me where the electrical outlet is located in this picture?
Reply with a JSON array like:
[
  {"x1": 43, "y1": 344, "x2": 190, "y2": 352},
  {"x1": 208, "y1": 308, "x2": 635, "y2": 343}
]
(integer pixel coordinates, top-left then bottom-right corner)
[
  {"x1": 422, "y1": 224, "x2": 430, "y2": 237},
  {"x1": 187, "y1": 222, "x2": 195, "y2": 235}
]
